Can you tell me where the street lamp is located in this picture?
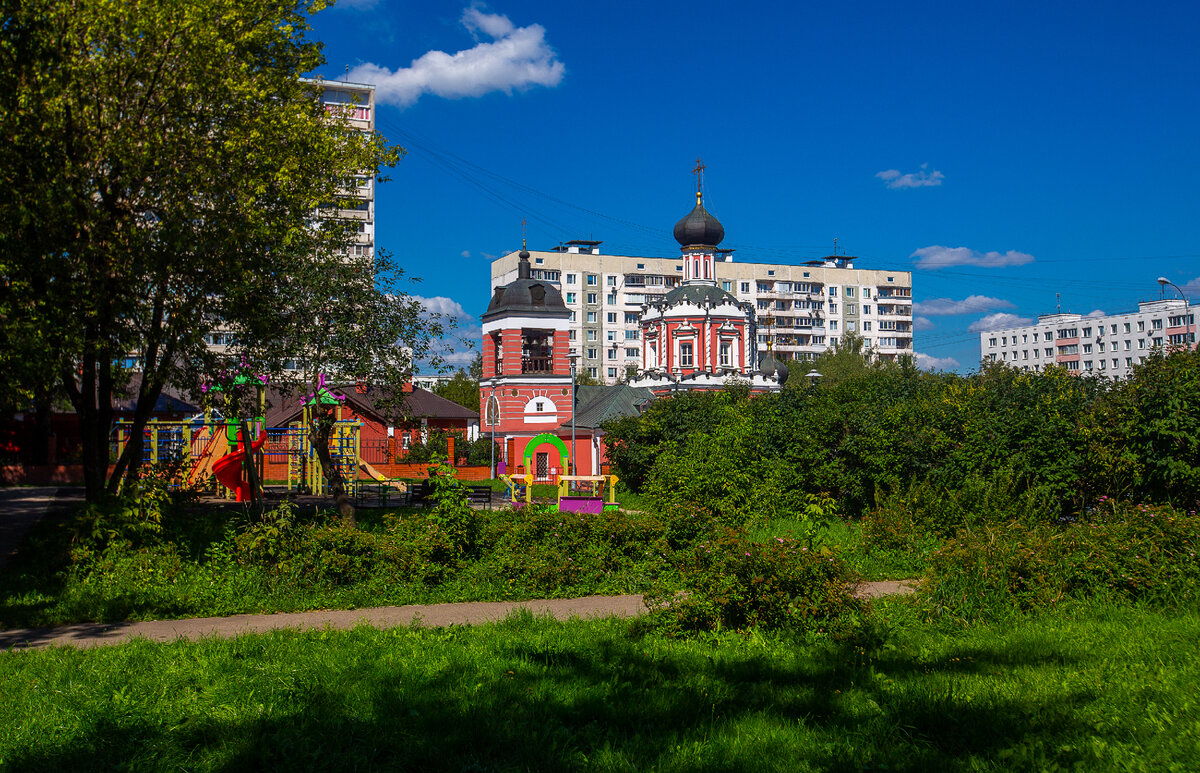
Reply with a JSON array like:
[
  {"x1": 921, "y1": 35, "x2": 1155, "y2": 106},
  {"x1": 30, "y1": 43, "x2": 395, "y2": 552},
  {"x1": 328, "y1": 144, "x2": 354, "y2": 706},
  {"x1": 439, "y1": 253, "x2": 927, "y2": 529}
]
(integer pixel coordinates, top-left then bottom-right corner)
[
  {"x1": 567, "y1": 353, "x2": 580, "y2": 475},
  {"x1": 1157, "y1": 277, "x2": 1193, "y2": 350},
  {"x1": 486, "y1": 386, "x2": 499, "y2": 479},
  {"x1": 805, "y1": 368, "x2": 823, "y2": 388}
]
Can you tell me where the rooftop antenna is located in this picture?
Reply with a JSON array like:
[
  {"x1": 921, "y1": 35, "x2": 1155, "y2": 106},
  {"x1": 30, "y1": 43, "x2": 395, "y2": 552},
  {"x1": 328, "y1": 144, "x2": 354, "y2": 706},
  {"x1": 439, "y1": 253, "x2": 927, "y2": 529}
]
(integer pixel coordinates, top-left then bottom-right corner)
[
  {"x1": 1056, "y1": 293, "x2": 1061, "y2": 313},
  {"x1": 833, "y1": 236, "x2": 838, "y2": 257},
  {"x1": 692, "y1": 157, "x2": 706, "y2": 202},
  {"x1": 344, "y1": 65, "x2": 349, "y2": 82}
]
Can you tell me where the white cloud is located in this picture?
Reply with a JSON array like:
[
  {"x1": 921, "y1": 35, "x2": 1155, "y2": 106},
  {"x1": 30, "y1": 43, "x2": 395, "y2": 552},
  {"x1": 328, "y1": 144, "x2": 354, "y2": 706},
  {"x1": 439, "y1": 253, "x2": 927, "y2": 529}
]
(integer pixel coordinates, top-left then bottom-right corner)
[
  {"x1": 915, "y1": 353, "x2": 959, "y2": 371},
  {"x1": 413, "y1": 295, "x2": 470, "y2": 319},
  {"x1": 1178, "y1": 276, "x2": 1200, "y2": 295},
  {"x1": 442, "y1": 350, "x2": 479, "y2": 367},
  {"x1": 347, "y1": 7, "x2": 564, "y2": 108},
  {"x1": 968, "y1": 312, "x2": 1033, "y2": 333},
  {"x1": 913, "y1": 316, "x2": 935, "y2": 331},
  {"x1": 914, "y1": 295, "x2": 1014, "y2": 316},
  {"x1": 1085, "y1": 309, "x2": 1106, "y2": 318},
  {"x1": 876, "y1": 163, "x2": 944, "y2": 189},
  {"x1": 911, "y1": 245, "x2": 1035, "y2": 269},
  {"x1": 460, "y1": 250, "x2": 471, "y2": 258}
]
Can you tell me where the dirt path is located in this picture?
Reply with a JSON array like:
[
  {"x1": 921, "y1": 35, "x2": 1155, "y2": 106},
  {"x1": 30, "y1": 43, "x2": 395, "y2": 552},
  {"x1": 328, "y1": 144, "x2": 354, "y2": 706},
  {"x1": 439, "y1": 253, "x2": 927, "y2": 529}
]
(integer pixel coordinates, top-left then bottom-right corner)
[
  {"x1": 0, "y1": 487, "x2": 84, "y2": 570},
  {"x1": 0, "y1": 582, "x2": 917, "y2": 651}
]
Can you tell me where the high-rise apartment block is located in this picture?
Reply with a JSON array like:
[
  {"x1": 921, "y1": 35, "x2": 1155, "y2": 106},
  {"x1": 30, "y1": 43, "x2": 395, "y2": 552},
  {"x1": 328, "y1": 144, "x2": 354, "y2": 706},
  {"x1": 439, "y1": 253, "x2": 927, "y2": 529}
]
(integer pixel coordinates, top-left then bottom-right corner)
[
  {"x1": 490, "y1": 242, "x2": 913, "y2": 384},
  {"x1": 979, "y1": 298, "x2": 1196, "y2": 378}
]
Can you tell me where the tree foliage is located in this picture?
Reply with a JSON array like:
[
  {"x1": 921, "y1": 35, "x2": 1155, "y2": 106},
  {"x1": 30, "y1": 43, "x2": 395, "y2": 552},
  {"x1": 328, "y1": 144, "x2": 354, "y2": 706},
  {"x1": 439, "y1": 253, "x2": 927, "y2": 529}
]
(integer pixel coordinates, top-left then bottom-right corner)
[
  {"x1": 604, "y1": 352, "x2": 1200, "y2": 522},
  {"x1": 0, "y1": 0, "x2": 403, "y2": 500}
]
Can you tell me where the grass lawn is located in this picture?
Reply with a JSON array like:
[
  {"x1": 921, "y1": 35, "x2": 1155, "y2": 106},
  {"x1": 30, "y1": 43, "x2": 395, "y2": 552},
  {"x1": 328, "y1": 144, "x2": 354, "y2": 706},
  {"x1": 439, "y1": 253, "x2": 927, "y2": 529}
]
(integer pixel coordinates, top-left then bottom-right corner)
[{"x1": 1, "y1": 599, "x2": 1197, "y2": 771}]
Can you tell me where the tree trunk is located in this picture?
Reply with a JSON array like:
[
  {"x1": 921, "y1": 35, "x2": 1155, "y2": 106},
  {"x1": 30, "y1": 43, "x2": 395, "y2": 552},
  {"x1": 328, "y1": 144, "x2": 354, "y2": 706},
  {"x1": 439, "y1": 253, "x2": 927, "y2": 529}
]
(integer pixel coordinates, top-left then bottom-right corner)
[{"x1": 309, "y1": 399, "x2": 355, "y2": 525}]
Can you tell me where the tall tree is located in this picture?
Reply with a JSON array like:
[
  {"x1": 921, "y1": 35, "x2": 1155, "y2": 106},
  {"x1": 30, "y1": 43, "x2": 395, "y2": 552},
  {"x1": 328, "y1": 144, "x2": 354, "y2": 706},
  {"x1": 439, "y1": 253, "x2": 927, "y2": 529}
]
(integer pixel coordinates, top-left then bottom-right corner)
[{"x1": 0, "y1": 0, "x2": 395, "y2": 500}]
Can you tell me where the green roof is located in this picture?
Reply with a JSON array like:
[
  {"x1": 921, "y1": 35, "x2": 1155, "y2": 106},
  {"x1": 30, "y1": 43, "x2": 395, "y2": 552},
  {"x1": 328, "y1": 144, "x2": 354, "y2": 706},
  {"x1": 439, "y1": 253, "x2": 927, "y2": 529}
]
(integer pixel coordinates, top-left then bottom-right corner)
[{"x1": 568, "y1": 385, "x2": 655, "y2": 430}]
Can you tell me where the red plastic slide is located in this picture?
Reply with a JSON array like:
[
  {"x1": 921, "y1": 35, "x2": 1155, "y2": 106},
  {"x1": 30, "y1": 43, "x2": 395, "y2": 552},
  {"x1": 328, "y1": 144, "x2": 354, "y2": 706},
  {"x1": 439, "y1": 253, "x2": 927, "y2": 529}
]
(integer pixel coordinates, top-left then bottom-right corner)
[{"x1": 211, "y1": 429, "x2": 267, "y2": 502}]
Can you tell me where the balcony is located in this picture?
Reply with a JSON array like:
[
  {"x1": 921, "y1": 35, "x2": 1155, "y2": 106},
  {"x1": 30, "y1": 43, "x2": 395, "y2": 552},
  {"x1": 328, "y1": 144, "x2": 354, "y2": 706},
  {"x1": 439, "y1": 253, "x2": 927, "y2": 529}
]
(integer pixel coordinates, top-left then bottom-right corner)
[{"x1": 521, "y1": 357, "x2": 553, "y2": 374}]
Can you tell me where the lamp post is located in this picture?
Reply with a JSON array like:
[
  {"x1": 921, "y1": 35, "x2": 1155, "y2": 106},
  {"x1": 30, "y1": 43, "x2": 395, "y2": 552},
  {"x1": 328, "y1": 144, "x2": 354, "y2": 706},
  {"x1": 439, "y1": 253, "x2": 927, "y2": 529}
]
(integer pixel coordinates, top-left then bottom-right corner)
[
  {"x1": 567, "y1": 353, "x2": 580, "y2": 475},
  {"x1": 805, "y1": 368, "x2": 823, "y2": 389},
  {"x1": 487, "y1": 385, "x2": 499, "y2": 479},
  {"x1": 1157, "y1": 277, "x2": 1193, "y2": 350}
]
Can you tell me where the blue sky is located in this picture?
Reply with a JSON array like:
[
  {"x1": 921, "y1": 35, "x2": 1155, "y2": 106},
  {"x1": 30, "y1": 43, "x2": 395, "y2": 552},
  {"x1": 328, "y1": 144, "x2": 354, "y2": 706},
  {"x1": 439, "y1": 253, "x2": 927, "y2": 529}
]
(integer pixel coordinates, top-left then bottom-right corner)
[{"x1": 309, "y1": 0, "x2": 1200, "y2": 371}]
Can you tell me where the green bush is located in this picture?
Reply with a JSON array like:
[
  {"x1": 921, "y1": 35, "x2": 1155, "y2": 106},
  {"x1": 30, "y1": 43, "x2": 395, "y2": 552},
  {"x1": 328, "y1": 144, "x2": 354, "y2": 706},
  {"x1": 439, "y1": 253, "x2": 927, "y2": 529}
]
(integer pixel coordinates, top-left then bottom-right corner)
[
  {"x1": 920, "y1": 500, "x2": 1200, "y2": 620},
  {"x1": 645, "y1": 527, "x2": 862, "y2": 634}
]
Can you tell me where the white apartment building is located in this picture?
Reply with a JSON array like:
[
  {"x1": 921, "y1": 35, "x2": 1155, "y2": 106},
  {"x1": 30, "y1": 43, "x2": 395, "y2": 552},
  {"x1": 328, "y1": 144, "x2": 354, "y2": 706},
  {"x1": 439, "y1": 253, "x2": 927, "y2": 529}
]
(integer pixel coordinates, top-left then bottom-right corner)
[
  {"x1": 206, "y1": 79, "x2": 376, "y2": 359},
  {"x1": 980, "y1": 298, "x2": 1196, "y2": 378},
  {"x1": 490, "y1": 240, "x2": 914, "y2": 383}
]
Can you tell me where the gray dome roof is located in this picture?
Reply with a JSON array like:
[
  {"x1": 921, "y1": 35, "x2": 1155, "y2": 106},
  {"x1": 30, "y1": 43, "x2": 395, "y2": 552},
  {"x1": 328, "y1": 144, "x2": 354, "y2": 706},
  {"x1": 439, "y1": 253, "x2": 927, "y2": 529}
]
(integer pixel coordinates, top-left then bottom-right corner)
[
  {"x1": 661, "y1": 283, "x2": 741, "y2": 308},
  {"x1": 758, "y1": 352, "x2": 789, "y2": 384},
  {"x1": 673, "y1": 193, "x2": 725, "y2": 247},
  {"x1": 481, "y1": 253, "x2": 569, "y2": 321}
]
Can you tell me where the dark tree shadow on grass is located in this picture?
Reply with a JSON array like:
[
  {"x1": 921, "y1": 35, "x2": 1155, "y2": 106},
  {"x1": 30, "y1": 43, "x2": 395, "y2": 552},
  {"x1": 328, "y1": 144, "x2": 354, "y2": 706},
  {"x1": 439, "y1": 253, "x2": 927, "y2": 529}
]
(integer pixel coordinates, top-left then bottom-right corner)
[{"x1": 4, "y1": 617, "x2": 1106, "y2": 773}]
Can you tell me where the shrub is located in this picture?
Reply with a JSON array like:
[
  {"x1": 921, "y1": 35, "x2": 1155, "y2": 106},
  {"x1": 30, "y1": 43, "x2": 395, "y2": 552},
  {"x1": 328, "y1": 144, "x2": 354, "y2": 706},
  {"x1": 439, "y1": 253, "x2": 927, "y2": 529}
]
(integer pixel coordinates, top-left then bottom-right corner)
[
  {"x1": 920, "y1": 500, "x2": 1200, "y2": 620},
  {"x1": 645, "y1": 527, "x2": 862, "y2": 634}
]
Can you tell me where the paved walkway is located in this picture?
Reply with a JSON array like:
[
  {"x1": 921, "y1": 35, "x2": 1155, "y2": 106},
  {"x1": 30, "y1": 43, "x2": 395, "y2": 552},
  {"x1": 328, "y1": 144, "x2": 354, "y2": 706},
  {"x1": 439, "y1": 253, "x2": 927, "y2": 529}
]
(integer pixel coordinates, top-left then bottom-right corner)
[{"x1": 0, "y1": 582, "x2": 917, "y2": 652}]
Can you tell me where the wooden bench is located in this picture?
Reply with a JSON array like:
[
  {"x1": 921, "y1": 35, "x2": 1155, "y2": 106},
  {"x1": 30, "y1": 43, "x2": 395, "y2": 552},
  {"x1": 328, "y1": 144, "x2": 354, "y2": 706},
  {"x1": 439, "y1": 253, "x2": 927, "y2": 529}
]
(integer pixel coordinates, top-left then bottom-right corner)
[{"x1": 466, "y1": 484, "x2": 493, "y2": 509}]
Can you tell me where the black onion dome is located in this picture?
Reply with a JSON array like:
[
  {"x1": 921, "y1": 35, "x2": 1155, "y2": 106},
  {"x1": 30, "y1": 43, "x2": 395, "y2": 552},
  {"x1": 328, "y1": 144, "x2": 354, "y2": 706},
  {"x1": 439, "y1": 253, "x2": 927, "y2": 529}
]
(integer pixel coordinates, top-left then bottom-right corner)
[
  {"x1": 673, "y1": 193, "x2": 725, "y2": 247},
  {"x1": 758, "y1": 352, "x2": 789, "y2": 384}
]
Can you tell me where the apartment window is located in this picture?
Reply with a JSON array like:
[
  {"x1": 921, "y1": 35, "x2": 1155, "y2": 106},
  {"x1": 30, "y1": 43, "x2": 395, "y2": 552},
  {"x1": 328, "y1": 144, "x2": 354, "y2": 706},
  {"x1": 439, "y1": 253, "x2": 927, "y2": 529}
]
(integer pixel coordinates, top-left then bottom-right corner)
[
  {"x1": 845, "y1": 287, "x2": 855, "y2": 297},
  {"x1": 1082, "y1": 327, "x2": 1091, "y2": 337},
  {"x1": 607, "y1": 275, "x2": 617, "y2": 286},
  {"x1": 847, "y1": 304, "x2": 858, "y2": 315},
  {"x1": 804, "y1": 272, "x2": 811, "y2": 278},
  {"x1": 768, "y1": 270, "x2": 775, "y2": 276},
  {"x1": 1022, "y1": 334, "x2": 1028, "y2": 343},
  {"x1": 625, "y1": 330, "x2": 639, "y2": 340},
  {"x1": 719, "y1": 341, "x2": 731, "y2": 366},
  {"x1": 535, "y1": 257, "x2": 544, "y2": 265},
  {"x1": 607, "y1": 331, "x2": 616, "y2": 341},
  {"x1": 587, "y1": 293, "x2": 597, "y2": 304},
  {"x1": 587, "y1": 329, "x2": 597, "y2": 341},
  {"x1": 830, "y1": 287, "x2": 839, "y2": 296},
  {"x1": 1002, "y1": 336, "x2": 1008, "y2": 346},
  {"x1": 887, "y1": 276, "x2": 894, "y2": 282},
  {"x1": 636, "y1": 263, "x2": 644, "y2": 270},
  {"x1": 1045, "y1": 348, "x2": 1053, "y2": 357},
  {"x1": 1084, "y1": 360, "x2": 1093, "y2": 370},
  {"x1": 586, "y1": 311, "x2": 597, "y2": 323},
  {"x1": 1045, "y1": 332, "x2": 1054, "y2": 341},
  {"x1": 1153, "y1": 337, "x2": 1163, "y2": 347},
  {"x1": 566, "y1": 273, "x2": 576, "y2": 284},
  {"x1": 568, "y1": 311, "x2": 576, "y2": 322},
  {"x1": 1066, "y1": 361, "x2": 1080, "y2": 371},
  {"x1": 676, "y1": 265, "x2": 683, "y2": 272},
  {"x1": 608, "y1": 367, "x2": 617, "y2": 378},
  {"x1": 1083, "y1": 344, "x2": 1092, "y2": 354},
  {"x1": 679, "y1": 342, "x2": 693, "y2": 367},
  {"x1": 1100, "y1": 360, "x2": 1106, "y2": 369},
  {"x1": 1126, "y1": 358, "x2": 1133, "y2": 366},
  {"x1": 1023, "y1": 350, "x2": 1029, "y2": 360},
  {"x1": 586, "y1": 348, "x2": 598, "y2": 359},
  {"x1": 565, "y1": 292, "x2": 576, "y2": 303},
  {"x1": 989, "y1": 337, "x2": 997, "y2": 347},
  {"x1": 1152, "y1": 319, "x2": 1163, "y2": 330},
  {"x1": 1110, "y1": 324, "x2": 1117, "y2": 334},
  {"x1": 625, "y1": 312, "x2": 638, "y2": 324},
  {"x1": 1124, "y1": 340, "x2": 1132, "y2": 351},
  {"x1": 607, "y1": 294, "x2": 617, "y2": 305},
  {"x1": 863, "y1": 321, "x2": 872, "y2": 331},
  {"x1": 863, "y1": 288, "x2": 871, "y2": 298},
  {"x1": 625, "y1": 347, "x2": 639, "y2": 357},
  {"x1": 1138, "y1": 339, "x2": 1145, "y2": 349},
  {"x1": 1033, "y1": 333, "x2": 1039, "y2": 342},
  {"x1": 1098, "y1": 342, "x2": 1106, "y2": 352},
  {"x1": 568, "y1": 330, "x2": 576, "y2": 341},
  {"x1": 722, "y1": 281, "x2": 732, "y2": 291},
  {"x1": 607, "y1": 312, "x2": 617, "y2": 323},
  {"x1": 1124, "y1": 323, "x2": 1131, "y2": 333},
  {"x1": 863, "y1": 306, "x2": 871, "y2": 315},
  {"x1": 1138, "y1": 321, "x2": 1145, "y2": 331},
  {"x1": 830, "y1": 321, "x2": 839, "y2": 331},
  {"x1": 586, "y1": 274, "x2": 598, "y2": 286},
  {"x1": 740, "y1": 282, "x2": 750, "y2": 293},
  {"x1": 588, "y1": 367, "x2": 598, "y2": 378}
]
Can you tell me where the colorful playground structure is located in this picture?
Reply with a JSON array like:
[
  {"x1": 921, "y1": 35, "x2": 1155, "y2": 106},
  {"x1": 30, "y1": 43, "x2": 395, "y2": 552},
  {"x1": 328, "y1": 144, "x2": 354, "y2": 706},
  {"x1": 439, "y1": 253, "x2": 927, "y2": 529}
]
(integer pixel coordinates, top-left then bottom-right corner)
[{"x1": 498, "y1": 432, "x2": 619, "y2": 512}]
